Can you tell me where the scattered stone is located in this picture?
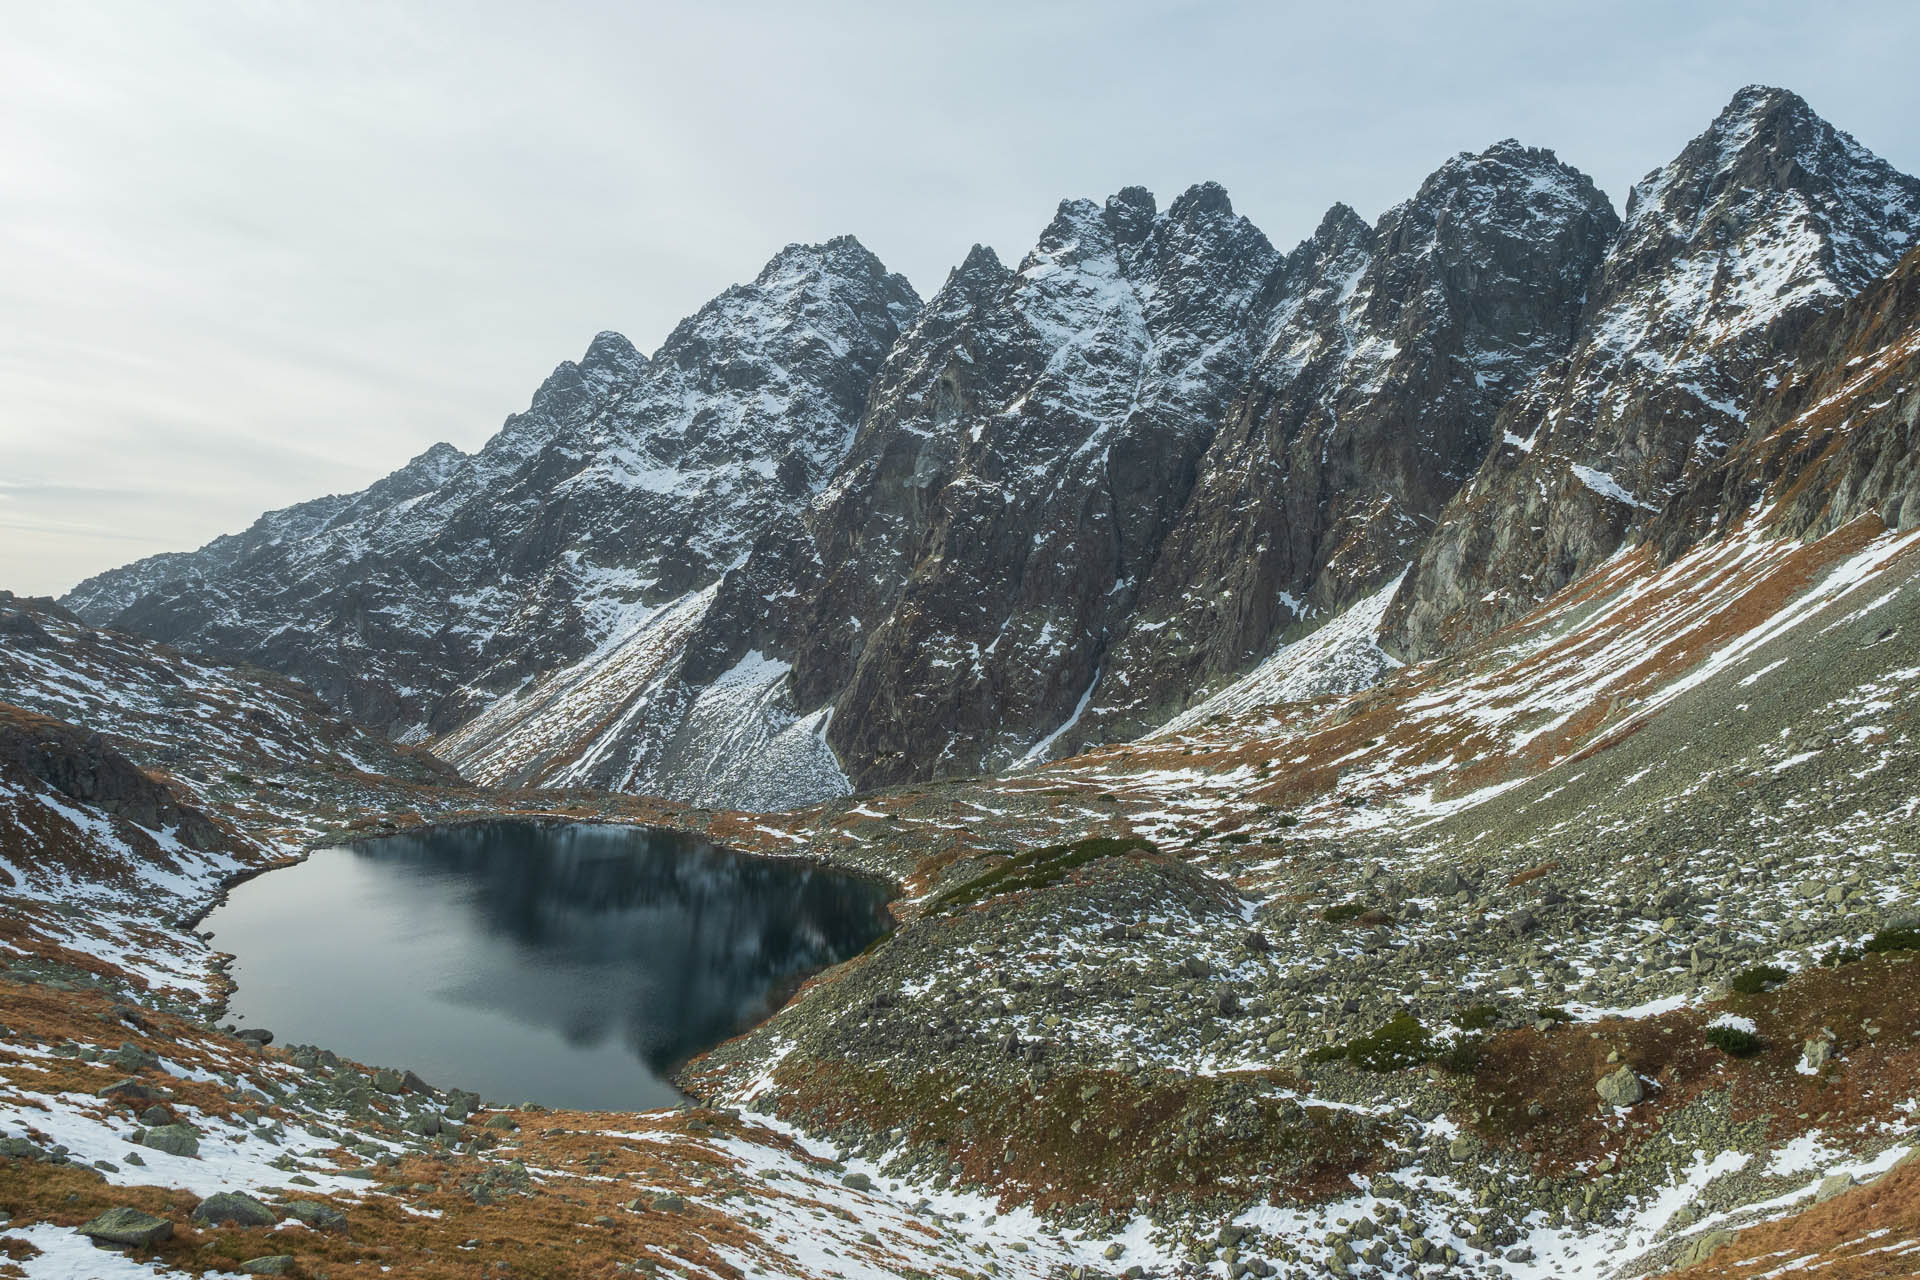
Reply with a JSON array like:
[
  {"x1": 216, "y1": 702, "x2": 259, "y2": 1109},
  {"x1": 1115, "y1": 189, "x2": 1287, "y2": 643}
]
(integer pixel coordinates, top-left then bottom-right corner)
[
  {"x1": 1675, "y1": 1229, "x2": 1738, "y2": 1268},
  {"x1": 98, "y1": 1078, "x2": 157, "y2": 1102},
  {"x1": 281, "y1": 1200, "x2": 347, "y2": 1231},
  {"x1": 108, "y1": 1042, "x2": 159, "y2": 1073}
]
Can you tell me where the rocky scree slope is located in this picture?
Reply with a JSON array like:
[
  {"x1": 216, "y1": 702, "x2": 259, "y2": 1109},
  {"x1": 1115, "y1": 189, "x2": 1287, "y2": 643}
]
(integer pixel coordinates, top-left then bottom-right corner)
[{"x1": 64, "y1": 240, "x2": 920, "y2": 739}]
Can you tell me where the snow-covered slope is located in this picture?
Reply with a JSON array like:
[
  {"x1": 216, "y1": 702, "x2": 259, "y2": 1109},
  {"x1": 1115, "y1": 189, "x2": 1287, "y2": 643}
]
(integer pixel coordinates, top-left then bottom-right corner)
[{"x1": 1155, "y1": 572, "x2": 1407, "y2": 736}]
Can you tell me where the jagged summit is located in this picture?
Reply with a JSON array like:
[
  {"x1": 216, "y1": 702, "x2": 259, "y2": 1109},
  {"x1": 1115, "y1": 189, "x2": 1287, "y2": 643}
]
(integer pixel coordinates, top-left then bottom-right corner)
[
  {"x1": 579, "y1": 329, "x2": 645, "y2": 373},
  {"x1": 1384, "y1": 85, "x2": 1920, "y2": 659}
]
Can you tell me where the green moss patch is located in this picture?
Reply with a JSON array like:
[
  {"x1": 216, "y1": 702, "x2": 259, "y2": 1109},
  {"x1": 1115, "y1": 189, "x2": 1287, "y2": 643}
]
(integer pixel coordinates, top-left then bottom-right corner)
[{"x1": 923, "y1": 836, "x2": 1154, "y2": 916}]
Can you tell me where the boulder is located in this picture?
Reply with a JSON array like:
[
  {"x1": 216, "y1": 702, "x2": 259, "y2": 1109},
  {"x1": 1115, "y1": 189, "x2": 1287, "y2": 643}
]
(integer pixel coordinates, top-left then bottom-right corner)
[
  {"x1": 1596, "y1": 1066, "x2": 1644, "y2": 1107},
  {"x1": 98, "y1": 1077, "x2": 157, "y2": 1102},
  {"x1": 140, "y1": 1124, "x2": 200, "y2": 1157},
  {"x1": 191, "y1": 1191, "x2": 278, "y2": 1228},
  {"x1": 1816, "y1": 1172, "x2": 1855, "y2": 1203},
  {"x1": 79, "y1": 1206, "x2": 173, "y2": 1248},
  {"x1": 240, "y1": 1258, "x2": 296, "y2": 1276}
]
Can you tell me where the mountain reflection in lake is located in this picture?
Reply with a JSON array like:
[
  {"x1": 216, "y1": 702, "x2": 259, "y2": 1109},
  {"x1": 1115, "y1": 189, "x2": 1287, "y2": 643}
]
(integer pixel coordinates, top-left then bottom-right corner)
[{"x1": 206, "y1": 821, "x2": 891, "y2": 1111}]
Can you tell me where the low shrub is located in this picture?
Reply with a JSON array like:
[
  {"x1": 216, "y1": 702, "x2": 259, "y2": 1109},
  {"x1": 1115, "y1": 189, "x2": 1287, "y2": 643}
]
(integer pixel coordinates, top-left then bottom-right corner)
[
  {"x1": 1434, "y1": 1035, "x2": 1486, "y2": 1075},
  {"x1": 1454, "y1": 1003, "x2": 1500, "y2": 1031},
  {"x1": 1705, "y1": 1026, "x2": 1764, "y2": 1057},
  {"x1": 1865, "y1": 925, "x2": 1920, "y2": 954},
  {"x1": 1312, "y1": 1015, "x2": 1435, "y2": 1072},
  {"x1": 1728, "y1": 964, "x2": 1790, "y2": 995}
]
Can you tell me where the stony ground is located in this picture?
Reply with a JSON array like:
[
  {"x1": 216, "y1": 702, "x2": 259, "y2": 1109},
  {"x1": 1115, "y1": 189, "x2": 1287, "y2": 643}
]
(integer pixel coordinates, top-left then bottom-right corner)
[{"x1": 1, "y1": 513, "x2": 1918, "y2": 1280}]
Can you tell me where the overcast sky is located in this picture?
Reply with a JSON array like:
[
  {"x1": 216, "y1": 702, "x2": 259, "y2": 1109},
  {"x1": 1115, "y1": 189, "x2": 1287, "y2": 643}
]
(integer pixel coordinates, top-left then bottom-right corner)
[{"x1": 4, "y1": 1, "x2": 1917, "y2": 596}]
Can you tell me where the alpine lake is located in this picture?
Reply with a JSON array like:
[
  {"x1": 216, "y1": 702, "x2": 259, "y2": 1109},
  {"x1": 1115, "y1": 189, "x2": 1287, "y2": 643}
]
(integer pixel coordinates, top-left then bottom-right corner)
[{"x1": 202, "y1": 821, "x2": 892, "y2": 1110}]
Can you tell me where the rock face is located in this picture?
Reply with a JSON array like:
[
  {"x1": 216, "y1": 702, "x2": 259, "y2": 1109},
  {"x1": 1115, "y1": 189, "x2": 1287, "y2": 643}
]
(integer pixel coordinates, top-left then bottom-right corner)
[
  {"x1": 769, "y1": 183, "x2": 1288, "y2": 788},
  {"x1": 1383, "y1": 87, "x2": 1920, "y2": 658},
  {"x1": 1077, "y1": 143, "x2": 1617, "y2": 743},
  {"x1": 64, "y1": 87, "x2": 1920, "y2": 807},
  {"x1": 0, "y1": 701, "x2": 225, "y2": 852},
  {"x1": 1650, "y1": 242, "x2": 1920, "y2": 556},
  {"x1": 65, "y1": 240, "x2": 920, "y2": 736}
]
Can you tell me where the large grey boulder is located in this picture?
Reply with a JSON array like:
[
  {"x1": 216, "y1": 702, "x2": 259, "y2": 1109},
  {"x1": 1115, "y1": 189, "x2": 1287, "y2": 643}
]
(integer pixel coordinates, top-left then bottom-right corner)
[
  {"x1": 79, "y1": 1206, "x2": 173, "y2": 1248},
  {"x1": 190, "y1": 1191, "x2": 277, "y2": 1228},
  {"x1": 139, "y1": 1123, "x2": 200, "y2": 1157},
  {"x1": 1596, "y1": 1065, "x2": 1644, "y2": 1108}
]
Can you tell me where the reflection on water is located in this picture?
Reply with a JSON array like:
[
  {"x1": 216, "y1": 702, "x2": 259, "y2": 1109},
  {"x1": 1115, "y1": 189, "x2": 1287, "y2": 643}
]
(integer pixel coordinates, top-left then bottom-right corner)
[{"x1": 206, "y1": 821, "x2": 890, "y2": 1111}]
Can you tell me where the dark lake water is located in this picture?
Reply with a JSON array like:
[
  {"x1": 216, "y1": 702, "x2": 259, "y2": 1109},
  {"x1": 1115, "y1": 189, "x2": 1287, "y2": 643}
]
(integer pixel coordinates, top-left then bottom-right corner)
[{"x1": 204, "y1": 821, "x2": 891, "y2": 1111}]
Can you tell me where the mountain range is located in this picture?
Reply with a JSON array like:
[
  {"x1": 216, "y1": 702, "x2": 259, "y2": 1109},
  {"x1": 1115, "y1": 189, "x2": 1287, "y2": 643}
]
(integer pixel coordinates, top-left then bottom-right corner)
[{"x1": 63, "y1": 86, "x2": 1920, "y2": 812}]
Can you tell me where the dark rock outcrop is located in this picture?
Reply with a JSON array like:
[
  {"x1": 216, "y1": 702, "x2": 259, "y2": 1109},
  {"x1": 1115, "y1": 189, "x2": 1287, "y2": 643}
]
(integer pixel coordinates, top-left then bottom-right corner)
[
  {"x1": 1077, "y1": 143, "x2": 1618, "y2": 742},
  {"x1": 0, "y1": 703, "x2": 224, "y2": 851}
]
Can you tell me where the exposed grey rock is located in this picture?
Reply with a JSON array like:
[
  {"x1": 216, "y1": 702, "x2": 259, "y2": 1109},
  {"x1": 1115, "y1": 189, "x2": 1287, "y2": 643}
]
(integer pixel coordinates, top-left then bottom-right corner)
[
  {"x1": 1596, "y1": 1066, "x2": 1645, "y2": 1108},
  {"x1": 281, "y1": 1199, "x2": 347, "y2": 1232},
  {"x1": 191, "y1": 1191, "x2": 278, "y2": 1228},
  {"x1": 1387, "y1": 86, "x2": 1920, "y2": 657},
  {"x1": 139, "y1": 1123, "x2": 200, "y2": 1157},
  {"x1": 79, "y1": 1206, "x2": 174, "y2": 1248}
]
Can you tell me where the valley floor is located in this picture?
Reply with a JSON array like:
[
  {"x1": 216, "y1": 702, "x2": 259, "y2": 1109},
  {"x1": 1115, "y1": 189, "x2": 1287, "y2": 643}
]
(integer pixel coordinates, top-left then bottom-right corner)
[{"x1": 2, "y1": 512, "x2": 1918, "y2": 1280}]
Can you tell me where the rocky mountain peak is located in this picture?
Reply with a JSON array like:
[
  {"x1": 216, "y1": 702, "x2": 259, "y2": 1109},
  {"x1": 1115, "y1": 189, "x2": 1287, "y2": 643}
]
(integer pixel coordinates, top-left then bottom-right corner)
[
  {"x1": 579, "y1": 329, "x2": 647, "y2": 377},
  {"x1": 1102, "y1": 185, "x2": 1158, "y2": 244},
  {"x1": 1612, "y1": 86, "x2": 1920, "y2": 308},
  {"x1": 62, "y1": 86, "x2": 1920, "y2": 811},
  {"x1": 1384, "y1": 88, "x2": 1920, "y2": 660},
  {"x1": 1165, "y1": 179, "x2": 1235, "y2": 222},
  {"x1": 404, "y1": 441, "x2": 467, "y2": 484},
  {"x1": 950, "y1": 242, "x2": 1009, "y2": 284}
]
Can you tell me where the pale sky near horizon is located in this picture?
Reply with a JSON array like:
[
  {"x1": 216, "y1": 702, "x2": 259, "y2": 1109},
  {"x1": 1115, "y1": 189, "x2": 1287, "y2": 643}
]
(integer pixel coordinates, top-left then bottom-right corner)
[{"x1": 4, "y1": 1, "x2": 1917, "y2": 597}]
